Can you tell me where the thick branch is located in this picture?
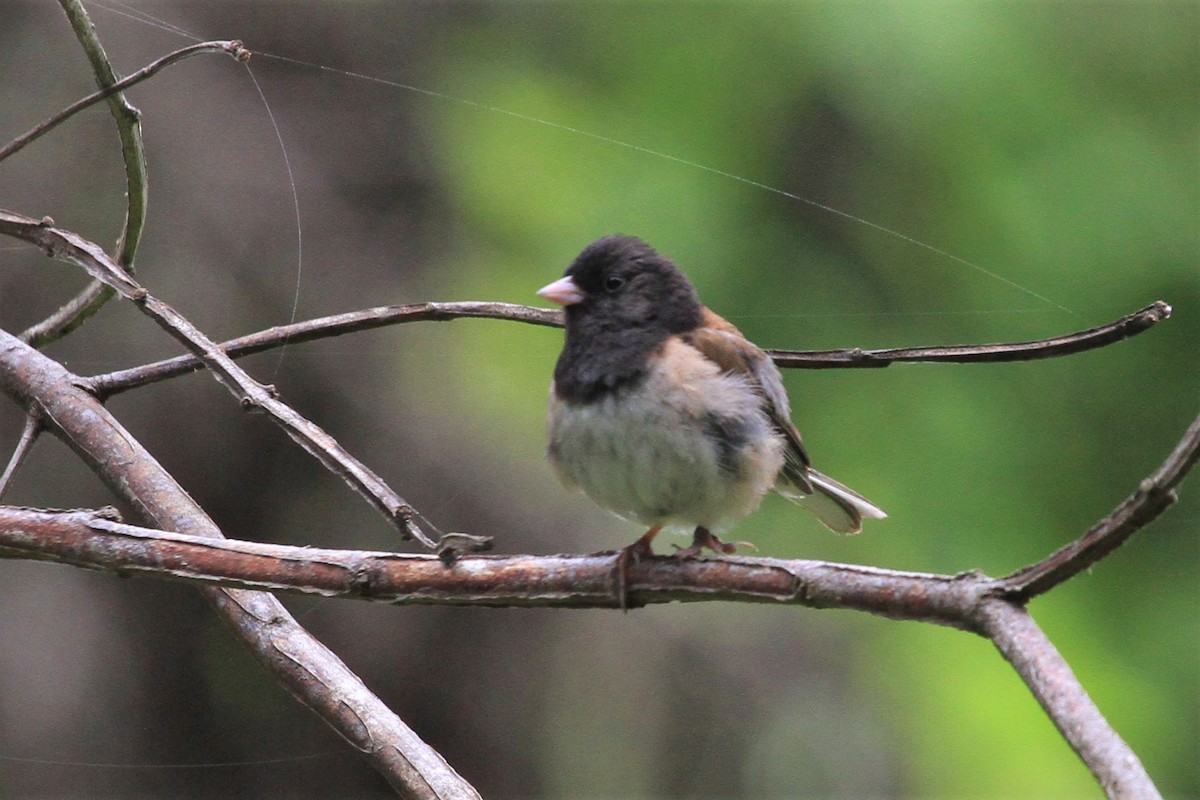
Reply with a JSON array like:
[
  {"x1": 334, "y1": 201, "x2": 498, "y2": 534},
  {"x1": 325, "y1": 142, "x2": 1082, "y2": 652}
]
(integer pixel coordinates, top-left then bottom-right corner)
[
  {"x1": 0, "y1": 331, "x2": 478, "y2": 799},
  {"x1": 978, "y1": 602, "x2": 1160, "y2": 799},
  {"x1": 86, "y1": 300, "x2": 1171, "y2": 397},
  {"x1": 0, "y1": 210, "x2": 436, "y2": 547},
  {"x1": 0, "y1": 506, "x2": 993, "y2": 625},
  {"x1": 999, "y1": 410, "x2": 1200, "y2": 600}
]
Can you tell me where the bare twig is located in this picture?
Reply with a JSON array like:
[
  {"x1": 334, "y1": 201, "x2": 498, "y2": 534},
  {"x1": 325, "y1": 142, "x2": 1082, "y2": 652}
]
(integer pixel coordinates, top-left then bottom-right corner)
[
  {"x1": 0, "y1": 39, "x2": 249, "y2": 165},
  {"x1": 1000, "y1": 410, "x2": 1200, "y2": 600},
  {"x1": 0, "y1": 329, "x2": 479, "y2": 800},
  {"x1": 90, "y1": 301, "x2": 561, "y2": 397},
  {"x1": 21, "y1": 2, "x2": 141, "y2": 347},
  {"x1": 85, "y1": 300, "x2": 1171, "y2": 398},
  {"x1": 978, "y1": 602, "x2": 1161, "y2": 799},
  {"x1": 0, "y1": 210, "x2": 437, "y2": 547},
  {"x1": 0, "y1": 412, "x2": 42, "y2": 500},
  {"x1": 768, "y1": 301, "x2": 1172, "y2": 368},
  {"x1": 17, "y1": 3, "x2": 246, "y2": 349},
  {"x1": 20, "y1": 0, "x2": 149, "y2": 349}
]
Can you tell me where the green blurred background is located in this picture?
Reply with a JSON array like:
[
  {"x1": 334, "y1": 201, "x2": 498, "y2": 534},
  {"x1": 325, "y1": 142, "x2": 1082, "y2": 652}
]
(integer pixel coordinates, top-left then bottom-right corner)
[{"x1": 0, "y1": 2, "x2": 1195, "y2": 798}]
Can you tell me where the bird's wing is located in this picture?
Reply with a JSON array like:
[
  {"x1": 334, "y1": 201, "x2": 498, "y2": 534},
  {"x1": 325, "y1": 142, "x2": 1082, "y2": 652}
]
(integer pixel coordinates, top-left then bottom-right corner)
[
  {"x1": 684, "y1": 309, "x2": 813, "y2": 493},
  {"x1": 685, "y1": 309, "x2": 886, "y2": 534}
]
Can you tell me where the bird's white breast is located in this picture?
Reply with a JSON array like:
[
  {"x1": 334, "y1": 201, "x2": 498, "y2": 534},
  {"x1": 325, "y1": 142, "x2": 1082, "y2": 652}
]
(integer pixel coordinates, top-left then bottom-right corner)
[{"x1": 547, "y1": 337, "x2": 784, "y2": 531}]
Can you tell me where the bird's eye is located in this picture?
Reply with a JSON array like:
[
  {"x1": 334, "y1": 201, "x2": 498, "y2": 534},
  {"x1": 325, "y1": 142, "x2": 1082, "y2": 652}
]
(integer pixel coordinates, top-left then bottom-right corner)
[{"x1": 604, "y1": 275, "x2": 625, "y2": 293}]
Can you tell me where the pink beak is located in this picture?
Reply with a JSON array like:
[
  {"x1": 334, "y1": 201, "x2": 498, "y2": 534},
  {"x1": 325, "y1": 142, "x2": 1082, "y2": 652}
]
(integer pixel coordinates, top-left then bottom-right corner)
[{"x1": 537, "y1": 275, "x2": 584, "y2": 306}]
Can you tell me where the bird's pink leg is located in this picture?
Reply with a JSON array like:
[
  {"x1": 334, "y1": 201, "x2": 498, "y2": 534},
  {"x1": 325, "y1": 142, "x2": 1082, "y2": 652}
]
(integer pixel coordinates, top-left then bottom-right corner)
[{"x1": 614, "y1": 526, "x2": 661, "y2": 610}]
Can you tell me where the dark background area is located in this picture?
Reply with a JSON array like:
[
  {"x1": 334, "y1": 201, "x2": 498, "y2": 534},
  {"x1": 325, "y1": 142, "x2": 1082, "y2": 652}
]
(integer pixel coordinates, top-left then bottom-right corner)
[{"x1": 0, "y1": 2, "x2": 1196, "y2": 798}]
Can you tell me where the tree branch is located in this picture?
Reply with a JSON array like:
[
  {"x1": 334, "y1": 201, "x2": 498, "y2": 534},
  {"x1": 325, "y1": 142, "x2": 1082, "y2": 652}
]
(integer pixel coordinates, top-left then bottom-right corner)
[
  {"x1": 0, "y1": 329, "x2": 479, "y2": 799},
  {"x1": 90, "y1": 302, "x2": 562, "y2": 397},
  {"x1": 999, "y1": 410, "x2": 1200, "y2": 600},
  {"x1": 0, "y1": 210, "x2": 439, "y2": 547},
  {"x1": 84, "y1": 299, "x2": 1171, "y2": 398},
  {"x1": 0, "y1": 38, "x2": 249, "y2": 166},
  {"x1": 0, "y1": 504, "x2": 1167, "y2": 798},
  {"x1": 0, "y1": 412, "x2": 42, "y2": 500},
  {"x1": 18, "y1": 0, "x2": 152, "y2": 348},
  {"x1": 0, "y1": 506, "x2": 994, "y2": 624},
  {"x1": 13, "y1": 5, "x2": 245, "y2": 349},
  {"x1": 978, "y1": 601, "x2": 1161, "y2": 799},
  {"x1": 54, "y1": 0, "x2": 148, "y2": 272},
  {"x1": 768, "y1": 301, "x2": 1172, "y2": 368}
]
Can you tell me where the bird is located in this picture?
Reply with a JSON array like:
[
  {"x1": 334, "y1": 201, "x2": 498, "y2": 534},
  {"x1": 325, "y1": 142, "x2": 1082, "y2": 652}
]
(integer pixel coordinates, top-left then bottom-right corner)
[{"x1": 537, "y1": 234, "x2": 885, "y2": 606}]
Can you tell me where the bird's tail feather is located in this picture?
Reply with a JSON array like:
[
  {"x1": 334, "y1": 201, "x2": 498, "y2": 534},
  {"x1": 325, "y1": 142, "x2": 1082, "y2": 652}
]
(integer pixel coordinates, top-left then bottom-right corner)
[{"x1": 777, "y1": 469, "x2": 886, "y2": 534}]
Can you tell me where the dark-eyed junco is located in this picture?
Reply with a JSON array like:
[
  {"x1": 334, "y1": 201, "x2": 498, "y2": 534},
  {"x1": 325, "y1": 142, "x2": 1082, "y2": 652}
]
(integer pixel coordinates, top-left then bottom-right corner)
[{"x1": 538, "y1": 235, "x2": 885, "y2": 603}]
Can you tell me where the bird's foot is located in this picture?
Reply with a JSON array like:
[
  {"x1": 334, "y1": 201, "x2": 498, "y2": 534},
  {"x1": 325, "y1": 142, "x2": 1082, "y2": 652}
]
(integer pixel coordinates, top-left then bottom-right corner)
[{"x1": 673, "y1": 526, "x2": 756, "y2": 559}]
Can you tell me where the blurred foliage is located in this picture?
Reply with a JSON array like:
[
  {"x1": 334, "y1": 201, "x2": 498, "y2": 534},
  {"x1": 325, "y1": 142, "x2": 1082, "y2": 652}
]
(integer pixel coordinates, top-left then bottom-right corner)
[{"x1": 0, "y1": 2, "x2": 1196, "y2": 799}]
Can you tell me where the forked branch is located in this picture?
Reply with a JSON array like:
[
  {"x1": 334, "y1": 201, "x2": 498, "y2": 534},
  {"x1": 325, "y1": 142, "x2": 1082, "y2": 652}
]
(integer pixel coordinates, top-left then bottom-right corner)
[
  {"x1": 0, "y1": 210, "x2": 437, "y2": 547},
  {"x1": 0, "y1": 328, "x2": 479, "y2": 800}
]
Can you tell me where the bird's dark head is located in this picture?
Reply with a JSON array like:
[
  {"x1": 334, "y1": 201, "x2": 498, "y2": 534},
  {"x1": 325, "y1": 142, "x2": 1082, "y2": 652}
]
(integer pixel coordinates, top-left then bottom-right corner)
[{"x1": 538, "y1": 235, "x2": 703, "y2": 335}]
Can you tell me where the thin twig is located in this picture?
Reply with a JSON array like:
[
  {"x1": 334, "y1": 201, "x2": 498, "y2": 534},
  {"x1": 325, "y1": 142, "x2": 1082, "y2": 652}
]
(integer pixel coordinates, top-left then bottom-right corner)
[
  {"x1": 768, "y1": 301, "x2": 1172, "y2": 368},
  {"x1": 15, "y1": 4, "x2": 248, "y2": 348},
  {"x1": 21, "y1": 0, "x2": 151, "y2": 349},
  {"x1": 999, "y1": 410, "x2": 1200, "y2": 601},
  {"x1": 21, "y1": 281, "x2": 114, "y2": 348},
  {"x1": 61, "y1": 0, "x2": 147, "y2": 272},
  {"x1": 84, "y1": 300, "x2": 1171, "y2": 398},
  {"x1": 0, "y1": 38, "x2": 248, "y2": 165},
  {"x1": 0, "y1": 330, "x2": 479, "y2": 800},
  {"x1": 89, "y1": 302, "x2": 561, "y2": 397},
  {"x1": 0, "y1": 412, "x2": 42, "y2": 500},
  {"x1": 0, "y1": 210, "x2": 437, "y2": 547}
]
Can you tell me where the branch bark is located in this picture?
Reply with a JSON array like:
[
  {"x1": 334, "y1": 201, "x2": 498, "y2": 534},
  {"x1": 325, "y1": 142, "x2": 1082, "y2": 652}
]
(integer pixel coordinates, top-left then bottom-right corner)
[{"x1": 0, "y1": 329, "x2": 480, "y2": 800}]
